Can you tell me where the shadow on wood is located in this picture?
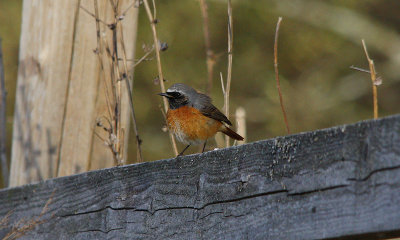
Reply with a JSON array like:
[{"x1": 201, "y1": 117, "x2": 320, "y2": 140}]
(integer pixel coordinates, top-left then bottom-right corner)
[{"x1": 1, "y1": 114, "x2": 400, "y2": 239}]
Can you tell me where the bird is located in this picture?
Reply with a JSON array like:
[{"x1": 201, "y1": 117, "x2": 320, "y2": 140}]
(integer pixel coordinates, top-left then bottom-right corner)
[{"x1": 158, "y1": 83, "x2": 244, "y2": 156}]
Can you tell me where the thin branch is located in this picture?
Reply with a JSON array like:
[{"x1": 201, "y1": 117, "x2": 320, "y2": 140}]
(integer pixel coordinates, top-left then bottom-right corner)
[
  {"x1": 91, "y1": 0, "x2": 125, "y2": 166},
  {"x1": 133, "y1": 47, "x2": 155, "y2": 67},
  {"x1": 152, "y1": 0, "x2": 157, "y2": 20},
  {"x1": 80, "y1": 5, "x2": 108, "y2": 25},
  {"x1": 361, "y1": 39, "x2": 379, "y2": 119},
  {"x1": 274, "y1": 17, "x2": 290, "y2": 134},
  {"x1": 120, "y1": 1, "x2": 136, "y2": 18},
  {"x1": 118, "y1": 19, "x2": 144, "y2": 162},
  {"x1": 199, "y1": 0, "x2": 215, "y2": 94},
  {"x1": 349, "y1": 65, "x2": 370, "y2": 74},
  {"x1": 0, "y1": 38, "x2": 8, "y2": 187},
  {"x1": 93, "y1": 0, "x2": 114, "y2": 123},
  {"x1": 143, "y1": 0, "x2": 179, "y2": 156},
  {"x1": 350, "y1": 65, "x2": 383, "y2": 85},
  {"x1": 94, "y1": 129, "x2": 108, "y2": 143},
  {"x1": 224, "y1": 0, "x2": 233, "y2": 148},
  {"x1": 109, "y1": 1, "x2": 124, "y2": 165}
]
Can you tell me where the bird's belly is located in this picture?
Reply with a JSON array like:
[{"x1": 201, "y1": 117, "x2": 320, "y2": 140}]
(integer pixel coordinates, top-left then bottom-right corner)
[{"x1": 167, "y1": 106, "x2": 222, "y2": 145}]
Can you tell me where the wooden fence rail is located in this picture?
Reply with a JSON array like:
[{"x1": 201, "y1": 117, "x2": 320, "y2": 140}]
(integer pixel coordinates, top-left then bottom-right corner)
[{"x1": 1, "y1": 114, "x2": 400, "y2": 239}]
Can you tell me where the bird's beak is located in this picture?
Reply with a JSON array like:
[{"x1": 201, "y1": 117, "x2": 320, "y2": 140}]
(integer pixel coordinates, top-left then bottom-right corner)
[{"x1": 158, "y1": 92, "x2": 171, "y2": 98}]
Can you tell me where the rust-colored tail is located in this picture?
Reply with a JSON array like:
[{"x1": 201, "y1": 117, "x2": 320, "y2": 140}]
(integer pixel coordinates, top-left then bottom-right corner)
[{"x1": 220, "y1": 126, "x2": 244, "y2": 141}]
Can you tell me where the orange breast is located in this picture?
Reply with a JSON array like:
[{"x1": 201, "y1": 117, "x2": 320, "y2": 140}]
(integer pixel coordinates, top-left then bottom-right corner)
[{"x1": 167, "y1": 106, "x2": 222, "y2": 145}]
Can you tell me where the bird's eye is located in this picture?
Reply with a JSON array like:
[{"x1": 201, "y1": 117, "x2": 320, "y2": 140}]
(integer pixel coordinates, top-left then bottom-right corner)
[{"x1": 169, "y1": 92, "x2": 182, "y2": 98}]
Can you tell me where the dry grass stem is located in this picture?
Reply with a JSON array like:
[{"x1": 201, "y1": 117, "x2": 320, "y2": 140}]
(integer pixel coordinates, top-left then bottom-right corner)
[
  {"x1": 274, "y1": 17, "x2": 291, "y2": 134},
  {"x1": 199, "y1": 0, "x2": 215, "y2": 94},
  {"x1": 349, "y1": 65, "x2": 383, "y2": 84},
  {"x1": 118, "y1": 21, "x2": 143, "y2": 162},
  {"x1": 235, "y1": 107, "x2": 246, "y2": 145},
  {"x1": 151, "y1": 0, "x2": 157, "y2": 19},
  {"x1": 111, "y1": 1, "x2": 123, "y2": 164},
  {"x1": 80, "y1": 5, "x2": 108, "y2": 25},
  {"x1": 0, "y1": 39, "x2": 8, "y2": 187},
  {"x1": 220, "y1": 72, "x2": 225, "y2": 95},
  {"x1": 93, "y1": 1, "x2": 122, "y2": 165},
  {"x1": 361, "y1": 39, "x2": 379, "y2": 119},
  {"x1": 224, "y1": 0, "x2": 233, "y2": 148},
  {"x1": 86, "y1": 0, "x2": 144, "y2": 164},
  {"x1": 120, "y1": 1, "x2": 136, "y2": 17},
  {"x1": 0, "y1": 211, "x2": 13, "y2": 230},
  {"x1": 2, "y1": 192, "x2": 54, "y2": 240},
  {"x1": 143, "y1": 0, "x2": 179, "y2": 156},
  {"x1": 133, "y1": 47, "x2": 155, "y2": 67}
]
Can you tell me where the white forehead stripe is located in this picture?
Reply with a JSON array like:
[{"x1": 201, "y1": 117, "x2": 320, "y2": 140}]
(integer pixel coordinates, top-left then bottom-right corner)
[{"x1": 167, "y1": 88, "x2": 184, "y2": 94}]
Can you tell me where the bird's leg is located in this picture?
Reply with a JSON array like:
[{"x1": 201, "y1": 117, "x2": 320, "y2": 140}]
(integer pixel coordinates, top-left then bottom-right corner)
[
  {"x1": 178, "y1": 144, "x2": 191, "y2": 156},
  {"x1": 202, "y1": 140, "x2": 207, "y2": 153}
]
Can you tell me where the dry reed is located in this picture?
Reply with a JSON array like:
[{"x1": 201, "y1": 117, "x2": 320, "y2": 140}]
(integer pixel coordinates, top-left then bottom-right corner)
[
  {"x1": 82, "y1": 0, "x2": 144, "y2": 165},
  {"x1": 224, "y1": 0, "x2": 233, "y2": 148},
  {"x1": 274, "y1": 17, "x2": 290, "y2": 134},
  {"x1": 142, "y1": 0, "x2": 179, "y2": 156},
  {"x1": 361, "y1": 39, "x2": 379, "y2": 119}
]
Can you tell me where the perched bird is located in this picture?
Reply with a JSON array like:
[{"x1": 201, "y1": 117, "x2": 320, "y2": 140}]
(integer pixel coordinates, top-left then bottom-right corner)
[{"x1": 158, "y1": 83, "x2": 244, "y2": 155}]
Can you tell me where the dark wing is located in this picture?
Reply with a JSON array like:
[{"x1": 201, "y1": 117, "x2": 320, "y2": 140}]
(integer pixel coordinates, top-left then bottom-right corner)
[{"x1": 195, "y1": 93, "x2": 232, "y2": 126}]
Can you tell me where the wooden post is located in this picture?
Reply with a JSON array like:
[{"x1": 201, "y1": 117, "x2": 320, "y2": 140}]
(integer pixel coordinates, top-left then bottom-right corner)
[
  {"x1": 9, "y1": 0, "x2": 138, "y2": 186},
  {"x1": 0, "y1": 39, "x2": 8, "y2": 187}
]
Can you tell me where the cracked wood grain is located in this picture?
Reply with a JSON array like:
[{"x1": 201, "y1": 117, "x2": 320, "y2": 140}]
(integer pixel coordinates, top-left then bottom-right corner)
[{"x1": 1, "y1": 114, "x2": 400, "y2": 239}]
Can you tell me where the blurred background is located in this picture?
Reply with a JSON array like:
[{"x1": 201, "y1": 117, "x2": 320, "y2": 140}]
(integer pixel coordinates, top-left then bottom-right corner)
[{"x1": 1, "y1": 0, "x2": 399, "y2": 187}]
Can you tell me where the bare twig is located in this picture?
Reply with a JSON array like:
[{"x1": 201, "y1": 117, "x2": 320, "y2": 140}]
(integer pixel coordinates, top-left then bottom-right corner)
[
  {"x1": 349, "y1": 65, "x2": 370, "y2": 73},
  {"x1": 118, "y1": 18, "x2": 144, "y2": 162},
  {"x1": 361, "y1": 39, "x2": 379, "y2": 119},
  {"x1": 224, "y1": 0, "x2": 233, "y2": 148},
  {"x1": 350, "y1": 65, "x2": 383, "y2": 85},
  {"x1": 143, "y1": 0, "x2": 179, "y2": 156},
  {"x1": 92, "y1": 0, "x2": 124, "y2": 165},
  {"x1": 0, "y1": 38, "x2": 8, "y2": 187},
  {"x1": 199, "y1": 0, "x2": 215, "y2": 94},
  {"x1": 89, "y1": 0, "x2": 144, "y2": 164},
  {"x1": 151, "y1": 0, "x2": 157, "y2": 20},
  {"x1": 110, "y1": 1, "x2": 123, "y2": 164},
  {"x1": 80, "y1": 5, "x2": 108, "y2": 25},
  {"x1": 220, "y1": 72, "x2": 225, "y2": 95},
  {"x1": 133, "y1": 47, "x2": 155, "y2": 67},
  {"x1": 120, "y1": 1, "x2": 136, "y2": 18},
  {"x1": 274, "y1": 17, "x2": 290, "y2": 134}
]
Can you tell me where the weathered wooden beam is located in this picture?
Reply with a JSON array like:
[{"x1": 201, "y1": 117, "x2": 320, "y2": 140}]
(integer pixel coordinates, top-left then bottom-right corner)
[{"x1": 1, "y1": 115, "x2": 400, "y2": 239}]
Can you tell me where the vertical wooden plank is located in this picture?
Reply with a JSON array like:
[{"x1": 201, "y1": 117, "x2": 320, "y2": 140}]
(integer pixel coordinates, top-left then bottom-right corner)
[
  {"x1": 10, "y1": 0, "x2": 139, "y2": 185},
  {"x1": 0, "y1": 39, "x2": 8, "y2": 187},
  {"x1": 10, "y1": 1, "x2": 79, "y2": 186},
  {"x1": 56, "y1": 0, "x2": 106, "y2": 176}
]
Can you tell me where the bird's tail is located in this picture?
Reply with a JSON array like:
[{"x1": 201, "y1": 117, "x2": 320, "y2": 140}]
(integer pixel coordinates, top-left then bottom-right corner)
[{"x1": 220, "y1": 126, "x2": 244, "y2": 141}]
